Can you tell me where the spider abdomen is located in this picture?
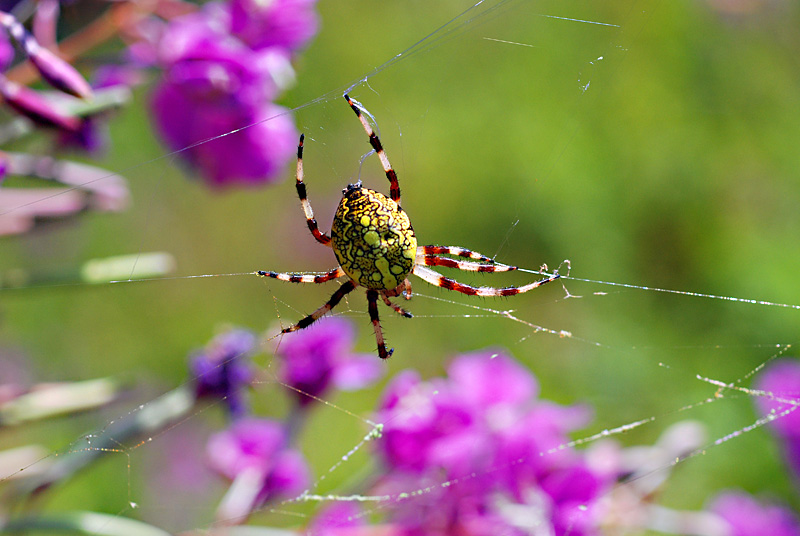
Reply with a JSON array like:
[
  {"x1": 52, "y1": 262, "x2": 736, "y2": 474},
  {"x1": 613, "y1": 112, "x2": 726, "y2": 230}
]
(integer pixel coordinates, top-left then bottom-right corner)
[{"x1": 331, "y1": 186, "x2": 417, "y2": 290}]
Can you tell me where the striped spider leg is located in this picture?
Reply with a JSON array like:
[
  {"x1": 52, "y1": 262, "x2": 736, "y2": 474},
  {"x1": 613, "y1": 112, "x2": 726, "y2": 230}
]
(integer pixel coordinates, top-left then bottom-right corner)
[{"x1": 414, "y1": 244, "x2": 560, "y2": 296}]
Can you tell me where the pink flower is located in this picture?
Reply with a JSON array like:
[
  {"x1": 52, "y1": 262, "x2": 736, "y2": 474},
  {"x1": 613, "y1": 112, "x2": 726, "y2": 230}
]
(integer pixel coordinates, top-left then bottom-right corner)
[
  {"x1": 276, "y1": 318, "x2": 386, "y2": 406},
  {"x1": 374, "y1": 349, "x2": 605, "y2": 536},
  {"x1": 229, "y1": 0, "x2": 319, "y2": 51},
  {"x1": 189, "y1": 329, "x2": 256, "y2": 417},
  {"x1": 710, "y1": 490, "x2": 800, "y2": 536},
  {"x1": 207, "y1": 417, "x2": 310, "y2": 507},
  {"x1": 754, "y1": 359, "x2": 800, "y2": 478},
  {"x1": 147, "y1": 0, "x2": 320, "y2": 189}
]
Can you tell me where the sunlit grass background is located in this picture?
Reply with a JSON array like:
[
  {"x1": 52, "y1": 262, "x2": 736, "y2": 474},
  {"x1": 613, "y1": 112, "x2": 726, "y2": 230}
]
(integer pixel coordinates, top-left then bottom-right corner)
[{"x1": 2, "y1": 0, "x2": 800, "y2": 531}]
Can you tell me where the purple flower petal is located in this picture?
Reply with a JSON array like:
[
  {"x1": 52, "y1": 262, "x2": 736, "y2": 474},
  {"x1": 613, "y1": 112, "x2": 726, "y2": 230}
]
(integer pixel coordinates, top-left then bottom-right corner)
[
  {"x1": 0, "y1": 77, "x2": 80, "y2": 131},
  {"x1": 149, "y1": 6, "x2": 299, "y2": 188},
  {"x1": 754, "y1": 359, "x2": 800, "y2": 478},
  {"x1": 755, "y1": 359, "x2": 800, "y2": 437},
  {"x1": 151, "y1": 81, "x2": 296, "y2": 187},
  {"x1": 0, "y1": 27, "x2": 13, "y2": 71},
  {"x1": 190, "y1": 329, "x2": 256, "y2": 417},
  {"x1": 207, "y1": 418, "x2": 286, "y2": 478},
  {"x1": 377, "y1": 369, "x2": 421, "y2": 412},
  {"x1": 229, "y1": 0, "x2": 319, "y2": 51},
  {"x1": 207, "y1": 418, "x2": 310, "y2": 507},
  {"x1": 261, "y1": 448, "x2": 311, "y2": 502},
  {"x1": 332, "y1": 354, "x2": 386, "y2": 391},
  {"x1": 0, "y1": 10, "x2": 91, "y2": 98},
  {"x1": 447, "y1": 349, "x2": 538, "y2": 409},
  {"x1": 710, "y1": 490, "x2": 800, "y2": 536},
  {"x1": 540, "y1": 464, "x2": 602, "y2": 506},
  {"x1": 276, "y1": 318, "x2": 386, "y2": 405},
  {"x1": 57, "y1": 117, "x2": 106, "y2": 154},
  {"x1": 28, "y1": 46, "x2": 93, "y2": 99},
  {"x1": 378, "y1": 379, "x2": 475, "y2": 472},
  {"x1": 308, "y1": 502, "x2": 363, "y2": 534},
  {"x1": 426, "y1": 428, "x2": 494, "y2": 477},
  {"x1": 0, "y1": 152, "x2": 7, "y2": 184}
]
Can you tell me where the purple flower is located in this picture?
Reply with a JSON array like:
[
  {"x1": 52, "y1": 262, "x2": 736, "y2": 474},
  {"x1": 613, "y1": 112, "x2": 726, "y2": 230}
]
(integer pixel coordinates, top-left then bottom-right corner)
[
  {"x1": 710, "y1": 490, "x2": 800, "y2": 536},
  {"x1": 229, "y1": 0, "x2": 319, "y2": 51},
  {"x1": 190, "y1": 329, "x2": 256, "y2": 417},
  {"x1": 376, "y1": 370, "x2": 476, "y2": 473},
  {"x1": 373, "y1": 349, "x2": 605, "y2": 536},
  {"x1": 0, "y1": 77, "x2": 80, "y2": 131},
  {"x1": 0, "y1": 10, "x2": 92, "y2": 99},
  {"x1": 207, "y1": 418, "x2": 310, "y2": 509},
  {"x1": 0, "y1": 152, "x2": 7, "y2": 185},
  {"x1": 306, "y1": 503, "x2": 364, "y2": 535},
  {"x1": 448, "y1": 349, "x2": 539, "y2": 408},
  {"x1": 27, "y1": 46, "x2": 93, "y2": 99},
  {"x1": 148, "y1": 4, "x2": 306, "y2": 188},
  {"x1": 754, "y1": 359, "x2": 800, "y2": 478},
  {"x1": 56, "y1": 116, "x2": 106, "y2": 154},
  {"x1": 275, "y1": 318, "x2": 385, "y2": 406},
  {"x1": 0, "y1": 28, "x2": 13, "y2": 71}
]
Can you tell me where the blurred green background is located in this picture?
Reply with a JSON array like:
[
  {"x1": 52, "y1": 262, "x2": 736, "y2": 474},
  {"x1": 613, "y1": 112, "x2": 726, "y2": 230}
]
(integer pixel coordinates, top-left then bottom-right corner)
[{"x1": 2, "y1": 0, "x2": 800, "y2": 532}]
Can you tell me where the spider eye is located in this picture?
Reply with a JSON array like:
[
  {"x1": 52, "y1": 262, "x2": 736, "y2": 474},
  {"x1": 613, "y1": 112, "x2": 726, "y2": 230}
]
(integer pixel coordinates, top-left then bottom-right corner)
[{"x1": 343, "y1": 181, "x2": 364, "y2": 195}]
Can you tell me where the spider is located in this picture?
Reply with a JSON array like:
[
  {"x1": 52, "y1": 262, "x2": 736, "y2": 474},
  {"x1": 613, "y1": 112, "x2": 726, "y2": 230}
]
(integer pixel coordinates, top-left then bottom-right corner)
[{"x1": 258, "y1": 94, "x2": 560, "y2": 359}]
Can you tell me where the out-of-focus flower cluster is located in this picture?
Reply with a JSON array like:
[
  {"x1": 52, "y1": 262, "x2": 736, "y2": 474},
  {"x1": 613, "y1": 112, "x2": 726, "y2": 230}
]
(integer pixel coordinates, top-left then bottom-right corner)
[
  {"x1": 189, "y1": 320, "x2": 385, "y2": 524},
  {"x1": 0, "y1": 0, "x2": 319, "y2": 186},
  {"x1": 5, "y1": 319, "x2": 800, "y2": 534},
  {"x1": 0, "y1": 4, "x2": 135, "y2": 236},
  {"x1": 372, "y1": 350, "x2": 603, "y2": 535},
  {"x1": 0, "y1": 0, "x2": 319, "y2": 236},
  {"x1": 190, "y1": 328, "x2": 257, "y2": 418},
  {"x1": 207, "y1": 417, "x2": 310, "y2": 521},
  {"x1": 274, "y1": 317, "x2": 385, "y2": 406},
  {"x1": 140, "y1": 0, "x2": 318, "y2": 188},
  {"x1": 186, "y1": 324, "x2": 800, "y2": 535}
]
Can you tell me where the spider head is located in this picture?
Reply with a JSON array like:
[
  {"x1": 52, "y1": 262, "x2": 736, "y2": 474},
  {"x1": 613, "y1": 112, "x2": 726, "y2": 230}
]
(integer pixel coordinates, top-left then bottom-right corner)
[{"x1": 342, "y1": 180, "x2": 363, "y2": 195}]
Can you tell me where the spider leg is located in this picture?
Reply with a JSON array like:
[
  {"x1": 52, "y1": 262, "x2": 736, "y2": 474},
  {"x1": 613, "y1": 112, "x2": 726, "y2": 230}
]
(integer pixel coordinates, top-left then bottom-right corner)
[
  {"x1": 420, "y1": 255, "x2": 515, "y2": 273},
  {"x1": 417, "y1": 245, "x2": 509, "y2": 265},
  {"x1": 412, "y1": 265, "x2": 559, "y2": 297},
  {"x1": 295, "y1": 134, "x2": 332, "y2": 246},
  {"x1": 383, "y1": 278, "x2": 412, "y2": 300},
  {"x1": 257, "y1": 267, "x2": 345, "y2": 283},
  {"x1": 281, "y1": 280, "x2": 357, "y2": 333},
  {"x1": 367, "y1": 289, "x2": 393, "y2": 359},
  {"x1": 380, "y1": 292, "x2": 413, "y2": 318},
  {"x1": 402, "y1": 278, "x2": 412, "y2": 300},
  {"x1": 344, "y1": 94, "x2": 401, "y2": 204}
]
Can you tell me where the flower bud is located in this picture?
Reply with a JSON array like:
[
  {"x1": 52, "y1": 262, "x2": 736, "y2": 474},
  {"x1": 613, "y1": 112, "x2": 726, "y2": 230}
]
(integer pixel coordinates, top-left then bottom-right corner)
[{"x1": 0, "y1": 76, "x2": 80, "y2": 131}]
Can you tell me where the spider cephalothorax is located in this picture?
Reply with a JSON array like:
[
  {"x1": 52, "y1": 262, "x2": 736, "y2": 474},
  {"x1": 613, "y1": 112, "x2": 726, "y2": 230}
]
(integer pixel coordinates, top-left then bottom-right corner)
[{"x1": 258, "y1": 94, "x2": 560, "y2": 359}]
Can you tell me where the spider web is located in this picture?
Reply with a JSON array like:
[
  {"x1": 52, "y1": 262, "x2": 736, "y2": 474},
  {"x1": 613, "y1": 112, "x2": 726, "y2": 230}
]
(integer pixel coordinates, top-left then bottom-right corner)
[{"x1": 2, "y1": 0, "x2": 800, "y2": 534}]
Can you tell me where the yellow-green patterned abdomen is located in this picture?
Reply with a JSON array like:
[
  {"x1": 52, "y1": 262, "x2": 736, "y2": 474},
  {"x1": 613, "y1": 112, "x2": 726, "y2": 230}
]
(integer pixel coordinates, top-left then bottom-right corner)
[{"x1": 331, "y1": 186, "x2": 417, "y2": 290}]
